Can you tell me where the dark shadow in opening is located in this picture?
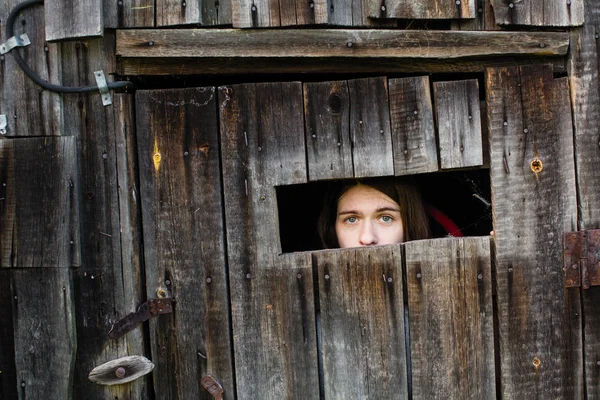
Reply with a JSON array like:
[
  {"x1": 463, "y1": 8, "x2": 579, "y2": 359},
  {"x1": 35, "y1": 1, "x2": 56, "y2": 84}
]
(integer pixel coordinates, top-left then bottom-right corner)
[{"x1": 276, "y1": 169, "x2": 492, "y2": 253}]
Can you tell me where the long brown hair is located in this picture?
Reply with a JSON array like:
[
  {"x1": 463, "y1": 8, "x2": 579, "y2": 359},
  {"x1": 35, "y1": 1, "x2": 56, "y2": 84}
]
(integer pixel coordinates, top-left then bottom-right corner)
[{"x1": 318, "y1": 177, "x2": 430, "y2": 249}]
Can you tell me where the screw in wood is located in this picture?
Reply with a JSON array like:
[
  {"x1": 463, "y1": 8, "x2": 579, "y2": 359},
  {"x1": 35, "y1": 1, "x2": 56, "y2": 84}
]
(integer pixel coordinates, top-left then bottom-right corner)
[
  {"x1": 532, "y1": 357, "x2": 541, "y2": 368},
  {"x1": 115, "y1": 367, "x2": 126, "y2": 379}
]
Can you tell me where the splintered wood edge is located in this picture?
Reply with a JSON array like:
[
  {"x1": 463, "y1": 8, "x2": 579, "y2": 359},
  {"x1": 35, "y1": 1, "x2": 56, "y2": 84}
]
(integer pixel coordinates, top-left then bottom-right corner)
[{"x1": 88, "y1": 355, "x2": 154, "y2": 385}]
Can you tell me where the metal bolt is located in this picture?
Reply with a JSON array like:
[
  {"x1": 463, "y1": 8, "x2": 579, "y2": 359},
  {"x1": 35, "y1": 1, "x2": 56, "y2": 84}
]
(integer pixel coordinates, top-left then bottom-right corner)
[
  {"x1": 260, "y1": 195, "x2": 265, "y2": 201},
  {"x1": 309, "y1": 2, "x2": 314, "y2": 8},
  {"x1": 257, "y1": 146, "x2": 262, "y2": 151},
  {"x1": 44, "y1": 46, "x2": 49, "y2": 52},
  {"x1": 118, "y1": 0, "x2": 123, "y2": 5},
  {"x1": 325, "y1": 274, "x2": 330, "y2": 280},
  {"x1": 403, "y1": 149, "x2": 408, "y2": 154},
  {"x1": 114, "y1": 367, "x2": 126, "y2": 378},
  {"x1": 184, "y1": 151, "x2": 189, "y2": 156},
  {"x1": 297, "y1": 273, "x2": 302, "y2": 279},
  {"x1": 387, "y1": 277, "x2": 393, "y2": 283},
  {"x1": 246, "y1": 273, "x2": 252, "y2": 279},
  {"x1": 359, "y1": 120, "x2": 363, "y2": 124},
  {"x1": 523, "y1": 128, "x2": 528, "y2": 133},
  {"x1": 251, "y1": 5, "x2": 257, "y2": 11},
  {"x1": 468, "y1": 115, "x2": 472, "y2": 120},
  {"x1": 478, "y1": 274, "x2": 483, "y2": 280},
  {"x1": 21, "y1": 381, "x2": 25, "y2": 387},
  {"x1": 102, "y1": 152, "x2": 108, "y2": 159},
  {"x1": 206, "y1": 277, "x2": 212, "y2": 283},
  {"x1": 508, "y1": 2, "x2": 514, "y2": 8},
  {"x1": 455, "y1": 0, "x2": 460, "y2": 4},
  {"x1": 508, "y1": 267, "x2": 513, "y2": 272},
  {"x1": 346, "y1": 41, "x2": 353, "y2": 48},
  {"x1": 540, "y1": 43, "x2": 545, "y2": 48},
  {"x1": 337, "y1": 142, "x2": 341, "y2": 146},
  {"x1": 414, "y1": 110, "x2": 418, "y2": 115},
  {"x1": 312, "y1": 134, "x2": 316, "y2": 138},
  {"x1": 148, "y1": 41, "x2": 154, "y2": 46},
  {"x1": 416, "y1": 273, "x2": 422, "y2": 279},
  {"x1": 165, "y1": 280, "x2": 171, "y2": 285},
  {"x1": 380, "y1": 5, "x2": 386, "y2": 11},
  {"x1": 478, "y1": 7, "x2": 483, "y2": 12},
  {"x1": 532, "y1": 357, "x2": 541, "y2": 368},
  {"x1": 503, "y1": 121, "x2": 508, "y2": 126}
]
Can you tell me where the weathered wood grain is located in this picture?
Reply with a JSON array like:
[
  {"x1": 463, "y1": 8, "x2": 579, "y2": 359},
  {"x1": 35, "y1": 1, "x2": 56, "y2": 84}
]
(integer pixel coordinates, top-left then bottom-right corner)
[
  {"x1": 0, "y1": 137, "x2": 80, "y2": 268},
  {"x1": 104, "y1": 0, "x2": 155, "y2": 28},
  {"x1": 327, "y1": 0, "x2": 397, "y2": 26},
  {"x1": 59, "y1": 36, "x2": 147, "y2": 399},
  {"x1": 568, "y1": 0, "x2": 600, "y2": 397},
  {"x1": 12, "y1": 268, "x2": 76, "y2": 399},
  {"x1": 219, "y1": 82, "x2": 318, "y2": 399},
  {"x1": 136, "y1": 87, "x2": 234, "y2": 400},
  {"x1": 405, "y1": 237, "x2": 495, "y2": 399},
  {"x1": 304, "y1": 80, "x2": 354, "y2": 181},
  {"x1": 88, "y1": 355, "x2": 154, "y2": 385},
  {"x1": 490, "y1": 0, "x2": 583, "y2": 26},
  {"x1": 0, "y1": 270, "x2": 17, "y2": 399},
  {"x1": 434, "y1": 79, "x2": 483, "y2": 169},
  {"x1": 388, "y1": 76, "x2": 438, "y2": 176},
  {"x1": 232, "y1": 0, "x2": 327, "y2": 27},
  {"x1": 451, "y1": 0, "x2": 497, "y2": 30},
  {"x1": 315, "y1": 245, "x2": 408, "y2": 399},
  {"x1": 116, "y1": 29, "x2": 569, "y2": 59},
  {"x1": 44, "y1": 0, "x2": 103, "y2": 41},
  {"x1": 0, "y1": 0, "x2": 62, "y2": 137},
  {"x1": 157, "y1": 0, "x2": 232, "y2": 26},
  {"x1": 369, "y1": 0, "x2": 474, "y2": 19},
  {"x1": 118, "y1": 55, "x2": 567, "y2": 76},
  {"x1": 486, "y1": 64, "x2": 582, "y2": 399},
  {"x1": 348, "y1": 77, "x2": 394, "y2": 177}
]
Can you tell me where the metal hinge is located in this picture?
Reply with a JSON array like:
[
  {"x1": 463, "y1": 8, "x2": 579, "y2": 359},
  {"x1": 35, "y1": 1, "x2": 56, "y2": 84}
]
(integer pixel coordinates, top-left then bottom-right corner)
[{"x1": 563, "y1": 229, "x2": 600, "y2": 289}]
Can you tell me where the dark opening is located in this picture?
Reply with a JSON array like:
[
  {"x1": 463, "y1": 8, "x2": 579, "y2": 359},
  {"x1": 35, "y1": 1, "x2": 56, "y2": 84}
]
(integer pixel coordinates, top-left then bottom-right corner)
[{"x1": 276, "y1": 169, "x2": 492, "y2": 253}]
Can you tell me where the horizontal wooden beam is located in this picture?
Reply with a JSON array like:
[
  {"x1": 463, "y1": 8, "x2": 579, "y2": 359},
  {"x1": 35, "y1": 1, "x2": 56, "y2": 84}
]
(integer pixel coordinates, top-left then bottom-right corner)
[{"x1": 117, "y1": 28, "x2": 569, "y2": 60}]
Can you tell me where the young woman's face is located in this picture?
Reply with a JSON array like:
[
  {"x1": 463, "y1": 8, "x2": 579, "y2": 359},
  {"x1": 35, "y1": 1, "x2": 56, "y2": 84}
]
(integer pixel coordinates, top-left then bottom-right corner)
[{"x1": 335, "y1": 185, "x2": 404, "y2": 248}]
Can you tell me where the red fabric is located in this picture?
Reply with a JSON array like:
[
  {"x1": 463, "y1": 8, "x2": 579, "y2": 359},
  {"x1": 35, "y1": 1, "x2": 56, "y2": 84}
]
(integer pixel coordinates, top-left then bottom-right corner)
[{"x1": 425, "y1": 205, "x2": 463, "y2": 237}]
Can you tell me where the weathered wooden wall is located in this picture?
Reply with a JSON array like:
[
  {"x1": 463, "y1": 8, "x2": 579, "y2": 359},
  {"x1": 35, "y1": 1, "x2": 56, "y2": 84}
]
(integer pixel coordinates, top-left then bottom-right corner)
[{"x1": 2, "y1": 0, "x2": 600, "y2": 398}]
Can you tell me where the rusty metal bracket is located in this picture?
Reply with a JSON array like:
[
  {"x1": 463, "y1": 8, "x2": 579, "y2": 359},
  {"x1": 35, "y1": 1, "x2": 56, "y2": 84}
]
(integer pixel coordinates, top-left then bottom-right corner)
[
  {"x1": 563, "y1": 229, "x2": 600, "y2": 289},
  {"x1": 201, "y1": 375, "x2": 224, "y2": 400},
  {"x1": 108, "y1": 298, "x2": 173, "y2": 339}
]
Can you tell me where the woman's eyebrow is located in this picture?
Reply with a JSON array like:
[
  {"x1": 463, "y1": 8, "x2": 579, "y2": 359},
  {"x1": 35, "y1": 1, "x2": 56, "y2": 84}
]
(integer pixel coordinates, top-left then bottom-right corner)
[
  {"x1": 376, "y1": 206, "x2": 401, "y2": 213},
  {"x1": 337, "y1": 210, "x2": 359, "y2": 216}
]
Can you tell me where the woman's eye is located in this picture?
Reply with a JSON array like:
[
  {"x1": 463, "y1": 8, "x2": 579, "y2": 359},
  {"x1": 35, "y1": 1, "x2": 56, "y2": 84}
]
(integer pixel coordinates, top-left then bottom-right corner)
[
  {"x1": 380, "y1": 215, "x2": 393, "y2": 223},
  {"x1": 345, "y1": 217, "x2": 358, "y2": 224}
]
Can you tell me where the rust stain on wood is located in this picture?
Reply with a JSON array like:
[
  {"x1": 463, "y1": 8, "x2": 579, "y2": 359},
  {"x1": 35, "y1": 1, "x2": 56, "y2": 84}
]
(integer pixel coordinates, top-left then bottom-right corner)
[{"x1": 153, "y1": 139, "x2": 161, "y2": 172}]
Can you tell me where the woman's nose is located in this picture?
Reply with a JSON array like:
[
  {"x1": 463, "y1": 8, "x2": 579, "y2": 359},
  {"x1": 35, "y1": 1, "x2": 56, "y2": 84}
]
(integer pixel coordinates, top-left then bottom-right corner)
[{"x1": 358, "y1": 222, "x2": 377, "y2": 246}]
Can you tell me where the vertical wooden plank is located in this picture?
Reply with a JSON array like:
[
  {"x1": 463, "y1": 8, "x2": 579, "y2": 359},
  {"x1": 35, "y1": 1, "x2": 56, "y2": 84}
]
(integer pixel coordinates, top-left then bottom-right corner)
[
  {"x1": 388, "y1": 76, "x2": 438, "y2": 176},
  {"x1": 303, "y1": 80, "x2": 353, "y2": 181},
  {"x1": 12, "y1": 268, "x2": 76, "y2": 399},
  {"x1": 406, "y1": 237, "x2": 495, "y2": 399},
  {"x1": 434, "y1": 79, "x2": 483, "y2": 169},
  {"x1": 0, "y1": 137, "x2": 80, "y2": 268},
  {"x1": 490, "y1": 0, "x2": 583, "y2": 26},
  {"x1": 45, "y1": 0, "x2": 103, "y2": 41},
  {"x1": 368, "y1": 0, "x2": 475, "y2": 19},
  {"x1": 59, "y1": 37, "x2": 148, "y2": 399},
  {"x1": 486, "y1": 64, "x2": 582, "y2": 399},
  {"x1": 0, "y1": 270, "x2": 17, "y2": 399},
  {"x1": 315, "y1": 246, "x2": 408, "y2": 400},
  {"x1": 232, "y1": 0, "x2": 326, "y2": 26},
  {"x1": 104, "y1": 0, "x2": 155, "y2": 28},
  {"x1": 136, "y1": 87, "x2": 234, "y2": 399},
  {"x1": 157, "y1": 0, "x2": 232, "y2": 25},
  {"x1": 0, "y1": 0, "x2": 62, "y2": 137},
  {"x1": 219, "y1": 82, "x2": 318, "y2": 399},
  {"x1": 451, "y1": 0, "x2": 497, "y2": 30},
  {"x1": 568, "y1": 1, "x2": 600, "y2": 397},
  {"x1": 71, "y1": 94, "x2": 147, "y2": 400},
  {"x1": 348, "y1": 77, "x2": 394, "y2": 178}
]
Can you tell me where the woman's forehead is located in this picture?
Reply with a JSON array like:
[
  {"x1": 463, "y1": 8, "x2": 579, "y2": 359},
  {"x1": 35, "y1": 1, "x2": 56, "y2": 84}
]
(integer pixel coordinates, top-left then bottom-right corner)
[{"x1": 337, "y1": 185, "x2": 400, "y2": 211}]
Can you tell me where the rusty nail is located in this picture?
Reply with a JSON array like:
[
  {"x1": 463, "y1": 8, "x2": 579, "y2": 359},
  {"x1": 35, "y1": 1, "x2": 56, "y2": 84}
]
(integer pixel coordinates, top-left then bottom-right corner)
[
  {"x1": 115, "y1": 367, "x2": 126, "y2": 378},
  {"x1": 532, "y1": 357, "x2": 541, "y2": 368}
]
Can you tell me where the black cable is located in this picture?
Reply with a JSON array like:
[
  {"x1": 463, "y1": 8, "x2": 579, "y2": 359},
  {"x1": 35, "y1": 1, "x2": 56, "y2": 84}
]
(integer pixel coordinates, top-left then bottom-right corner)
[{"x1": 6, "y1": 0, "x2": 134, "y2": 93}]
